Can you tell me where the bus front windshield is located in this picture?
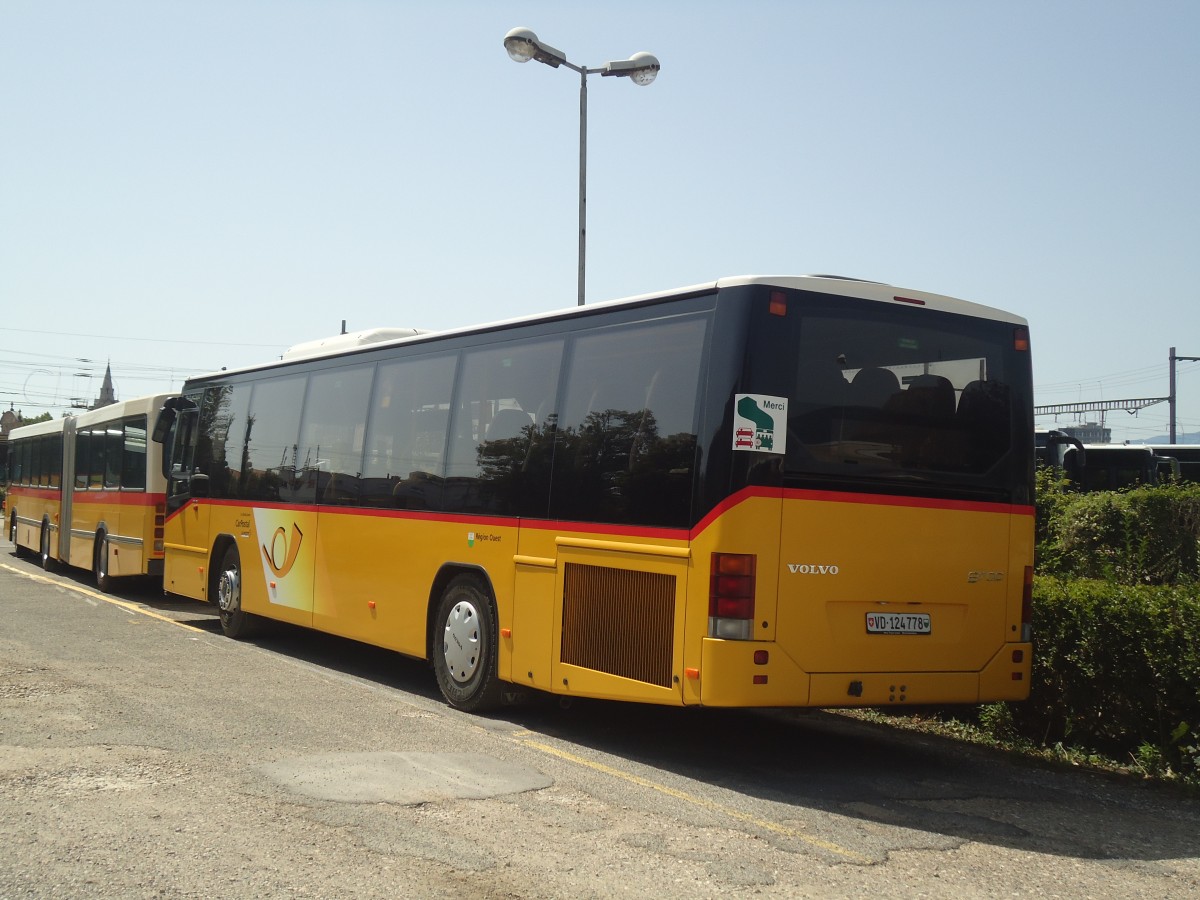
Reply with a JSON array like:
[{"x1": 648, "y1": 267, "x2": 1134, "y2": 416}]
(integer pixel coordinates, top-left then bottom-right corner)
[{"x1": 746, "y1": 288, "x2": 1033, "y2": 504}]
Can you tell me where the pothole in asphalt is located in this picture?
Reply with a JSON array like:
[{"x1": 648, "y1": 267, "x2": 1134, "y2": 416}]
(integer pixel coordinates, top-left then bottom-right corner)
[{"x1": 258, "y1": 751, "x2": 553, "y2": 805}]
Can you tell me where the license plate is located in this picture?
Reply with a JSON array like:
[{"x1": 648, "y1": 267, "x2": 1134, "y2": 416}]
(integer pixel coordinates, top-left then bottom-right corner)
[{"x1": 866, "y1": 612, "x2": 931, "y2": 634}]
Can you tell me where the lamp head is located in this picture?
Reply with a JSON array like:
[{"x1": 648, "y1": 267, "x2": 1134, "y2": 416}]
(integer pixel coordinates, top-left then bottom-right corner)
[
  {"x1": 601, "y1": 52, "x2": 660, "y2": 86},
  {"x1": 503, "y1": 27, "x2": 538, "y2": 63},
  {"x1": 503, "y1": 27, "x2": 567, "y2": 68}
]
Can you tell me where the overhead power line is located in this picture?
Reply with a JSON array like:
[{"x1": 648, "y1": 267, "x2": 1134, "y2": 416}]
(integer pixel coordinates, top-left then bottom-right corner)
[{"x1": 0, "y1": 325, "x2": 284, "y2": 350}]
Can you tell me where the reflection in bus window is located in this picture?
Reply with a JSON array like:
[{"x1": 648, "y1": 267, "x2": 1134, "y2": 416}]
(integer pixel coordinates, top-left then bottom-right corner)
[
  {"x1": 361, "y1": 354, "x2": 456, "y2": 509},
  {"x1": 445, "y1": 337, "x2": 563, "y2": 516},
  {"x1": 782, "y1": 303, "x2": 1012, "y2": 479},
  {"x1": 551, "y1": 315, "x2": 707, "y2": 527},
  {"x1": 296, "y1": 364, "x2": 374, "y2": 506},
  {"x1": 242, "y1": 375, "x2": 308, "y2": 502}
]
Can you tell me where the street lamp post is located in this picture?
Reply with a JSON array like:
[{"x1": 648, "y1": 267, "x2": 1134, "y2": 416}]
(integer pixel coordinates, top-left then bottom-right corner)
[{"x1": 504, "y1": 27, "x2": 660, "y2": 306}]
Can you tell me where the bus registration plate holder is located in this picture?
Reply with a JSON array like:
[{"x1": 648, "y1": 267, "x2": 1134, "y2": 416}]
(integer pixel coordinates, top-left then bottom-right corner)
[{"x1": 866, "y1": 612, "x2": 931, "y2": 635}]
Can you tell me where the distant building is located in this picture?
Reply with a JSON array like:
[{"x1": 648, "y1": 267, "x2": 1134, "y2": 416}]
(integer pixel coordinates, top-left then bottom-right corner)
[
  {"x1": 1, "y1": 406, "x2": 21, "y2": 438},
  {"x1": 92, "y1": 363, "x2": 117, "y2": 410},
  {"x1": 1062, "y1": 422, "x2": 1110, "y2": 444}
]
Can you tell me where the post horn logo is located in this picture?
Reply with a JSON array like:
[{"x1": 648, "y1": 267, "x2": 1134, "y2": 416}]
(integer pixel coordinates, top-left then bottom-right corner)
[{"x1": 262, "y1": 524, "x2": 304, "y2": 578}]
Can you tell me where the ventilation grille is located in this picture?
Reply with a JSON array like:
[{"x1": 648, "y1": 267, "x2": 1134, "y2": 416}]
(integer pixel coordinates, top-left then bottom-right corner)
[{"x1": 561, "y1": 563, "x2": 675, "y2": 688}]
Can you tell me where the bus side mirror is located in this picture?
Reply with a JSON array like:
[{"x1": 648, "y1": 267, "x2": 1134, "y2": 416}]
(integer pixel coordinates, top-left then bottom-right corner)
[
  {"x1": 190, "y1": 472, "x2": 209, "y2": 498},
  {"x1": 152, "y1": 407, "x2": 176, "y2": 444}
]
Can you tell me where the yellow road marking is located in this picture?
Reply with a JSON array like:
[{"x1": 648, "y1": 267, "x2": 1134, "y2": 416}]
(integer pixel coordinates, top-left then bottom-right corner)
[
  {"x1": 0, "y1": 563, "x2": 203, "y2": 632},
  {"x1": 518, "y1": 738, "x2": 873, "y2": 864}
]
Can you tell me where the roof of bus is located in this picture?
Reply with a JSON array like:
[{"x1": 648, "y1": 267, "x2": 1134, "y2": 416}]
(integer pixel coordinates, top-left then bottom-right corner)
[
  {"x1": 188, "y1": 274, "x2": 1028, "y2": 382},
  {"x1": 7, "y1": 392, "x2": 173, "y2": 440}
]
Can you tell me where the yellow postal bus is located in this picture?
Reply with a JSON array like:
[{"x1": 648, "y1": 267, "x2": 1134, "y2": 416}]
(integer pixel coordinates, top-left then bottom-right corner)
[
  {"x1": 7, "y1": 393, "x2": 170, "y2": 591},
  {"x1": 151, "y1": 276, "x2": 1034, "y2": 710}
]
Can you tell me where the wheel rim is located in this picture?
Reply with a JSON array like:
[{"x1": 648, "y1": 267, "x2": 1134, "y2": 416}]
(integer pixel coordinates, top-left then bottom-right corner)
[
  {"x1": 217, "y1": 565, "x2": 240, "y2": 614},
  {"x1": 442, "y1": 599, "x2": 481, "y2": 684},
  {"x1": 41, "y1": 528, "x2": 50, "y2": 561},
  {"x1": 97, "y1": 539, "x2": 108, "y2": 581}
]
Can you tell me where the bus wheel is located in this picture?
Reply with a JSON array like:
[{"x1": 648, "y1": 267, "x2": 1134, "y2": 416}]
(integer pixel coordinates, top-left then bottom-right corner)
[
  {"x1": 10, "y1": 515, "x2": 27, "y2": 558},
  {"x1": 93, "y1": 533, "x2": 112, "y2": 593},
  {"x1": 39, "y1": 523, "x2": 55, "y2": 572},
  {"x1": 215, "y1": 545, "x2": 257, "y2": 639},
  {"x1": 432, "y1": 574, "x2": 502, "y2": 712}
]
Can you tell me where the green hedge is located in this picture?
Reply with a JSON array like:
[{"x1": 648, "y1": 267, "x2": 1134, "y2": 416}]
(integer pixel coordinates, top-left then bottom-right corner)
[
  {"x1": 1036, "y1": 471, "x2": 1200, "y2": 584},
  {"x1": 1019, "y1": 576, "x2": 1200, "y2": 778},
  {"x1": 1018, "y1": 475, "x2": 1200, "y2": 779}
]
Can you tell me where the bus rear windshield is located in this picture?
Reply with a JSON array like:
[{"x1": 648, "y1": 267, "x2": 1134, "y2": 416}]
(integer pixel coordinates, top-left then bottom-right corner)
[{"x1": 747, "y1": 290, "x2": 1031, "y2": 503}]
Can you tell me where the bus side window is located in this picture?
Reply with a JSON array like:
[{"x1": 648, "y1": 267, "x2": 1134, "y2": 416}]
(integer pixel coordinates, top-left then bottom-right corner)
[
  {"x1": 361, "y1": 354, "x2": 456, "y2": 510},
  {"x1": 241, "y1": 375, "x2": 308, "y2": 503},
  {"x1": 296, "y1": 363, "x2": 374, "y2": 507},
  {"x1": 551, "y1": 315, "x2": 706, "y2": 527},
  {"x1": 75, "y1": 430, "x2": 92, "y2": 490},
  {"x1": 104, "y1": 426, "x2": 123, "y2": 489},
  {"x1": 121, "y1": 418, "x2": 148, "y2": 490},
  {"x1": 443, "y1": 337, "x2": 563, "y2": 516}
]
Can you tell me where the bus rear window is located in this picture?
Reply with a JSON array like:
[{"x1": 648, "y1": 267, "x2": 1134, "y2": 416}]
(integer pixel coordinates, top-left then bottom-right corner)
[{"x1": 743, "y1": 290, "x2": 1030, "y2": 499}]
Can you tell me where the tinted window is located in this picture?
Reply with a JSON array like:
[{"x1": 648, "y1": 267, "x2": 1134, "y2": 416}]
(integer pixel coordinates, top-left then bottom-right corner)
[
  {"x1": 33, "y1": 437, "x2": 46, "y2": 487},
  {"x1": 361, "y1": 354, "x2": 456, "y2": 509},
  {"x1": 193, "y1": 383, "x2": 251, "y2": 499},
  {"x1": 166, "y1": 392, "x2": 204, "y2": 505},
  {"x1": 296, "y1": 364, "x2": 374, "y2": 506},
  {"x1": 122, "y1": 418, "x2": 148, "y2": 490},
  {"x1": 88, "y1": 428, "x2": 107, "y2": 488},
  {"x1": 729, "y1": 287, "x2": 1033, "y2": 505},
  {"x1": 103, "y1": 427, "x2": 123, "y2": 488},
  {"x1": 550, "y1": 315, "x2": 707, "y2": 527},
  {"x1": 15, "y1": 441, "x2": 28, "y2": 485},
  {"x1": 75, "y1": 430, "x2": 91, "y2": 490},
  {"x1": 242, "y1": 375, "x2": 308, "y2": 502},
  {"x1": 444, "y1": 338, "x2": 563, "y2": 515},
  {"x1": 47, "y1": 435, "x2": 62, "y2": 489}
]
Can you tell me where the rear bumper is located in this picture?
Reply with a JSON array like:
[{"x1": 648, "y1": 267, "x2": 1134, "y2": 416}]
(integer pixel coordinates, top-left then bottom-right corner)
[{"x1": 696, "y1": 638, "x2": 1032, "y2": 707}]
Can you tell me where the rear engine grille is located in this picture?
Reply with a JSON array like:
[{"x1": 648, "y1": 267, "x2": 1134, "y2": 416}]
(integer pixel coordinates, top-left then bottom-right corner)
[{"x1": 561, "y1": 563, "x2": 675, "y2": 688}]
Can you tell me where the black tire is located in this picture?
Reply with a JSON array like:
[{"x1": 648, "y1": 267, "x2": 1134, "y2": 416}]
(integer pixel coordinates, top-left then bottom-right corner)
[
  {"x1": 10, "y1": 514, "x2": 28, "y2": 558},
  {"x1": 214, "y1": 544, "x2": 258, "y2": 639},
  {"x1": 93, "y1": 533, "x2": 112, "y2": 593},
  {"x1": 39, "y1": 522, "x2": 55, "y2": 572},
  {"x1": 432, "y1": 574, "x2": 503, "y2": 712}
]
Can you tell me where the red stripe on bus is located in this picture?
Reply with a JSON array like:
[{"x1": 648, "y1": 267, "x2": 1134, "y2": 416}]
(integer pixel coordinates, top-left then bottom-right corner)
[
  {"x1": 7, "y1": 486, "x2": 166, "y2": 507},
  {"x1": 163, "y1": 490, "x2": 1032, "y2": 539},
  {"x1": 69, "y1": 492, "x2": 167, "y2": 507},
  {"x1": 6, "y1": 486, "x2": 63, "y2": 496},
  {"x1": 779, "y1": 487, "x2": 1035, "y2": 517}
]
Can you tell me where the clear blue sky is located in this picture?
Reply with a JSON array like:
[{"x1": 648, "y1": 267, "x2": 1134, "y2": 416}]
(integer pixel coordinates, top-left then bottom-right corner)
[{"x1": 3, "y1": 1, "x2": 1198, "y2": 443}]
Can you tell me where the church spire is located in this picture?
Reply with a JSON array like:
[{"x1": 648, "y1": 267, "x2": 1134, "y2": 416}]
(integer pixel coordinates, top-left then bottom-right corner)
[{"x1": 93, "y1": 362, "x2": 117, "y2": 410}]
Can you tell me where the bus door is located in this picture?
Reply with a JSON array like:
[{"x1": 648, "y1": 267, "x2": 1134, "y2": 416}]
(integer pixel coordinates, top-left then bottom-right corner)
[{"x1": 157, "y1": 396, "x2": 212, "y2": 600}]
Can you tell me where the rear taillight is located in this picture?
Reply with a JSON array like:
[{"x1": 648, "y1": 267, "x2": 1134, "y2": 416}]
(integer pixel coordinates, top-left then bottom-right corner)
[
  {"x1": 1014, "y1": 326, "x2": 1030, "y2": 352},
  {"x1": 709, "y1": 553, "x2": 756, "y2": 640},
  {"x1": 1020, "y1": 565, "x2": 1033, "y2": 642},
  {"x1": 154, "y1": 502, "x2": 166, "y2": 553}
]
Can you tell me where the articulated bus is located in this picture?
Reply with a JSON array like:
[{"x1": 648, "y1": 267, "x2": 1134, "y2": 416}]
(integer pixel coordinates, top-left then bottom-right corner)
[
  {"x1": 151, "y1": 276, "x2": 1035, "y2": 711},
  {"x1": 7, "y1": 394, "x2": 170, "y2": 591}
]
